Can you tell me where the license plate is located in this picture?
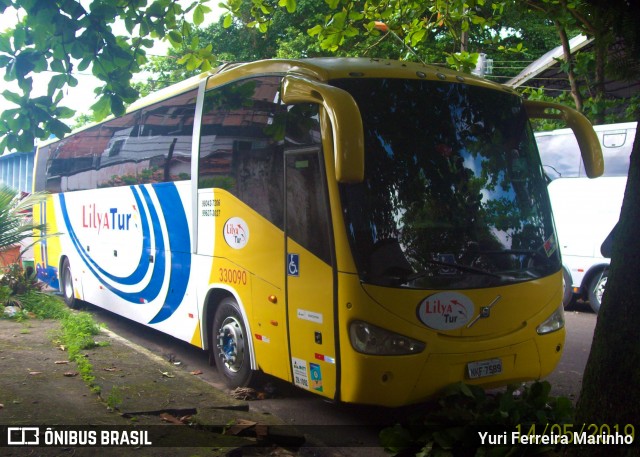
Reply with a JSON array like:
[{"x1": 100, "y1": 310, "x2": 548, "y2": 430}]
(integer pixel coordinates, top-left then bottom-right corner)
[{"x1": 467, "y1": 358, "x2": 503, "y2": 379}]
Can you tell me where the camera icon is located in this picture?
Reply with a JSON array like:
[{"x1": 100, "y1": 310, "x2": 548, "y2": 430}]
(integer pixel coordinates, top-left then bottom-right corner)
[{"x1": 7, "y1": 427, "x2": 40, "y2": 445}]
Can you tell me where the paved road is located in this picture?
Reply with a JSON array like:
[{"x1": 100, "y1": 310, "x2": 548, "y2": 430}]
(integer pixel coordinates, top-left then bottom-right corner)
[{"x1": 84, "y1": 301, "x2": 597, "y2": 453}]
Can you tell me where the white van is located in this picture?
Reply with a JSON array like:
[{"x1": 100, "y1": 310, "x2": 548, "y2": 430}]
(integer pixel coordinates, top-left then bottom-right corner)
[{"x1": 535, "y1": 122, "x2": 636, "y2": 313}]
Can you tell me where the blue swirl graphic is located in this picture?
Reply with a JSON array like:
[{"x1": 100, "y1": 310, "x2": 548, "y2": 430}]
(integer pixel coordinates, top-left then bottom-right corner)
[{"x1": 59, "y1": 183, "x2": 191, "y2": 324}]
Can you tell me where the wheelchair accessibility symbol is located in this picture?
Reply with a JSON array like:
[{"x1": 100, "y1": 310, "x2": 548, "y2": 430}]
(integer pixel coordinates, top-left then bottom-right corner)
[{"x1": 287, "y1": 254, "x2": 299, "y2": 277}]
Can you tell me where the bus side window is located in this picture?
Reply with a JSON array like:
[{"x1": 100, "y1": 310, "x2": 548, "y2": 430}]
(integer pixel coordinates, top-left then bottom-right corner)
[
  {"x1": 95, "y1": 112, "x2": 140, "y2": 188},
  {"x1": 198, "y1": 76, "x2": 285, "y2": 229},
  {"x1": 46, "y1": 124, "x2": 105, "y2": 192},
  {"x1": 95, "y1": 90, "x2": 197, "y2": 187},
  {"x1": 284, "y1": 105, "x2": 331, "y2": 265},
  {"x1": 137, "y1": 91, "x2": 197, "y2": 183}
]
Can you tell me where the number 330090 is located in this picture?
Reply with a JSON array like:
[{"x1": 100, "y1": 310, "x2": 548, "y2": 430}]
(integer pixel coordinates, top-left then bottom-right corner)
[{"x1": 219, "y1": 268, "x2": 247, "y2": 285}]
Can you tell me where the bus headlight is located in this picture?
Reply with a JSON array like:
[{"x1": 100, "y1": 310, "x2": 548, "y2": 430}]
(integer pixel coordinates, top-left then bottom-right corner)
[
  {"x1": 536, "y1": 306, "x2": 565, "y2": 335},
  {"x1": 349, "y1": 320, "x2": 426, "y2": 355}
]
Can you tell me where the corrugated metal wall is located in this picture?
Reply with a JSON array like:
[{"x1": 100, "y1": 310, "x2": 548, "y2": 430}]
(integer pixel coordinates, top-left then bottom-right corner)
[{"x1": 0, "y1": 151, "x2": 34, "y2": 193}]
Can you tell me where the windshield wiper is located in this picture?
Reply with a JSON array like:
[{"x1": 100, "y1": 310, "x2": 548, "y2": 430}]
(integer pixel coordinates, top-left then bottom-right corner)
[
  {"x1": 474, "y1": 249, "x2": 555, "y2": 265},
  {"x1": 395, "y1": 259, "x2": 500, "y2": 286}
]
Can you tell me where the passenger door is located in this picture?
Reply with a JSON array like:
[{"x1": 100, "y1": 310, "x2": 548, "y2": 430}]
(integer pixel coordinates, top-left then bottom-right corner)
[{"x1": 285, "y1": 137, "x2": 338, "y2": 400}]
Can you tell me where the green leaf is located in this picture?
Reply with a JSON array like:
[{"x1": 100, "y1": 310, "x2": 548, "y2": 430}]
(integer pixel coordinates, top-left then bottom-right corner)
[
  {"x1": 410, "y1": 29, "x2": 426, "y2": 47},
  {"x1": 90, "y1": 95, "x2": 111, "y2": 121},
  {"x1": 48, "y1": 118, "x2": 72, "y2": 139},
  {"x1": 185, "y1": 54, "x2": 200, "y2": 71},
  {"x1": 47, "y1": 74, "x2": 68, "y2": 97},
  {"x1": 278, "y1": 0, "x2": 296, "y2": 13},
  {"x1": 49, "y1": 59, "x2": 66, "y2": 73},
  {"x1": 168, "y1": 30, "x2": 183, "y2": 45},
  {"x1": 77, "y1": 58, "x2": 91, "y2": 72},
  {"x1": 0, "y1": 33, "x2": 12, "y2": 52},
  {"x1": 223, "y1": 13, "x2": 233, "y2": 28},
  {"x1": 307, "y1": 24, "x2": 323, "y2": 36},
  {"x1": 379, "y1": 424, "x2": 413, "y2": 454},
  {"x1": 193, "y1": 4, "x2": 205, "y2": 25},
  {"x1": 56, "y1": 107, "x2": 75, "y2": 119},
  {"x1": 344, "y1": 26, "x2": 359, "y2": 38},
  {"x1": 110, "y1": 94, "x2": 125, "y2": 117},
  {"x1": 2, "y1": 90, "x2": 22, "y2": 106}
]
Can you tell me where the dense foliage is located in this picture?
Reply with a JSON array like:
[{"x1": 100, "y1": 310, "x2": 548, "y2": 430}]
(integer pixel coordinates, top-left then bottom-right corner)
[{"x1": 1, "y1": 0, "x2": 635, "y2": 153}]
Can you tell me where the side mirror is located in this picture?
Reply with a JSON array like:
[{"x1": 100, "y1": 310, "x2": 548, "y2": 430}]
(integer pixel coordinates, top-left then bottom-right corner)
[
  {"x1": 524, "y1": 100, "x2": 604, "y2": 178},
  {"x1": 282, "y1": 75, "x2": 364, "y2": 183}
]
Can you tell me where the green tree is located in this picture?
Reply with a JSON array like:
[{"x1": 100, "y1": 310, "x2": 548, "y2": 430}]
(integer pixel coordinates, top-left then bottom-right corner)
[{"x1": 0, "y1": 0, "x2": 212, "y2": 152}]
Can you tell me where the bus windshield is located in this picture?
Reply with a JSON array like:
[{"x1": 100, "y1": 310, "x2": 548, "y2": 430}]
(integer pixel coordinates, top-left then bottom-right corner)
[{"x1": 333, "y1": 78, "x2": 561, "y2": 289}]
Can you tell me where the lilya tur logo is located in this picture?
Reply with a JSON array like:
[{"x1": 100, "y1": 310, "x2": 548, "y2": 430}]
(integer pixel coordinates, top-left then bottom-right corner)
[
  {"x1": 223, "y1": 217, "x2": 249, "y2": 249},
  {"x1": 417, "y1": 292, "x2": 475, "y2": 330},
  {"x1": 81, "y1": 203, "x2": 137, "y2": 234}
]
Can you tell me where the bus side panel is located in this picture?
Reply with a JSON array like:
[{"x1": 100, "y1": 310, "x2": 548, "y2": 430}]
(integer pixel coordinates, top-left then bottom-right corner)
[
  {"x1": 197, "y1": 188, "x2": 290, "y2": 380},
  {"x1": 47, "y1": 181, "x2": 202, "y2": 345},
  {"x1": 34, "y1": 195, "x2": 64, "y2": 290}
]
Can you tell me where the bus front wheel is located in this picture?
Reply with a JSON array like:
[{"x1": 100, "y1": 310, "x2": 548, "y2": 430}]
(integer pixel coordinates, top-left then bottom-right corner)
[
  {"x1": 212, "y1": 298, "x2": 252, "y2": 388},
  {"x1": 61, "y1": 259, "x2": 78, "y2": 309}
]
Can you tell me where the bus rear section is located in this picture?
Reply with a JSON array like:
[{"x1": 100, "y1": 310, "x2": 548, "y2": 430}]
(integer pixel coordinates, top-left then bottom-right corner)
[
  {"x1": 536, "y1": 122, "x2": 634, "y2": 312},
  {"x1": 32, "y1": 58, "x2": 603, "y2": 407}
]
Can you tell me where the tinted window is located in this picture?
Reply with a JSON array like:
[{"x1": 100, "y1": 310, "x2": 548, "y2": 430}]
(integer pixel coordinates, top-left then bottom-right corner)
[
  {"x1": 284, "y1": 104, "x2": 329, "y2": 263},
  {"x1": 40, "y1": 90, "x2": 196, "y2": 192},
  {"x1": 335, "y1": 78, "x2": 559, "y2": 289},
  {"x1": 96, "y1": 90, "x2": 196, "y2": 187},
  {"x1": 286, "y1": 146, "x2": 331, "y2": 264},
  {"x1": 198, "y1": 76, "x2": 285, "y2": 228},
  {"x1": 44, "y1": 122, "x2": 113, "y2": 192}
]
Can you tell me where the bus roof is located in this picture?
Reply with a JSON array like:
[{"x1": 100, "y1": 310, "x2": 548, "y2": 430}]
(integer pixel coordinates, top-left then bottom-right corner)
[{"x1": 38, "y1": 58, "x2": 519, "y2": 148}]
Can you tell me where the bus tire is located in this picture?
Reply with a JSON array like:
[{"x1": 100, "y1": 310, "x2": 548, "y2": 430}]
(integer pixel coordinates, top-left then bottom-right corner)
[
  {"x1": 562, "y1": 267, "x2": 574, "y2": 308},
  {"x1": 587, "y1": 269, "x2": 608, "y2": 314},
  {"x1": 61, "y1": 259, "x2": 78, "y2": 309},
  {"x1": 212, "y1": 298, "x2": 253, "y2": 388}
]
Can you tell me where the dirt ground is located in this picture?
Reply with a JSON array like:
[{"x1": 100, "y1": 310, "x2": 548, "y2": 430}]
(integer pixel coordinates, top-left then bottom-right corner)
[{"x1": 0, "y1": 318, "x2": 322, "y2": 457}]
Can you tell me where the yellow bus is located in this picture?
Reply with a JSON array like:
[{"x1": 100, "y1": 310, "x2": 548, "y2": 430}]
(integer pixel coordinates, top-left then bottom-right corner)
[{"x1": 33, "y1": 58, "x2": 603, "y2": 407}]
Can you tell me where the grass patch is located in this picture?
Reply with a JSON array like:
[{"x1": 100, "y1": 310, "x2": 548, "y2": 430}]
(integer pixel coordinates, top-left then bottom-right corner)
[
  {"x1": 17, "y1": 290, "x2": 69, "y2": 319},
  {"x1": 58, "y1": 311, "x2": 108, "y2": 394},
  {"x1": 105, "y1": 386, "x2": 124, "y2": 411},
  {"x1": 1, "y1": 273, "x2": 109, "y2": 398}
]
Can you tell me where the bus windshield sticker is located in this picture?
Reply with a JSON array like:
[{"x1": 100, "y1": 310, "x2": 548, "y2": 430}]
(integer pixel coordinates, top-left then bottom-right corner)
[
  {"x1": 417, "y1": 292, "x2": 475, "y2": 330},
  {"x1": 543, "y1": 234, "x2": 558, "y2": 257},
  {"x1": 223, "y1": 217, "x2": 249, "y2": 249},
  {"x1": 292, "y1": 357, "x2": 309, "y2": 389}
]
